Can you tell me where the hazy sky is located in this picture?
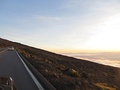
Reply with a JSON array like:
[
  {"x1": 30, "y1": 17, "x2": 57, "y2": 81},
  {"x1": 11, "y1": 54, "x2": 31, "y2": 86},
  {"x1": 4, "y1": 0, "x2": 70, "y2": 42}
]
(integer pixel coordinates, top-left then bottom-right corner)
[{"x1": 1, "y1": 0, "x2": 120, "y2": 53}]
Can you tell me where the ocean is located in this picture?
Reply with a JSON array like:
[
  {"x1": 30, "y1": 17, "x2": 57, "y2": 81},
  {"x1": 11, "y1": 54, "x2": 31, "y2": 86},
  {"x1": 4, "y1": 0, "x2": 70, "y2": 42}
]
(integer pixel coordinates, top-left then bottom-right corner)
[{"x1": 63, "y1": 52, "x2": 120, "y2": 68}]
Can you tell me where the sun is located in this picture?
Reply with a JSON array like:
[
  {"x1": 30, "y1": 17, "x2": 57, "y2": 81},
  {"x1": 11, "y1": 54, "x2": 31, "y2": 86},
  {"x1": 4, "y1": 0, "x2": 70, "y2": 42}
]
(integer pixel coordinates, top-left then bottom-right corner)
[{"x1": 87, "y1": 13, "x2": 120, "y2": 51}]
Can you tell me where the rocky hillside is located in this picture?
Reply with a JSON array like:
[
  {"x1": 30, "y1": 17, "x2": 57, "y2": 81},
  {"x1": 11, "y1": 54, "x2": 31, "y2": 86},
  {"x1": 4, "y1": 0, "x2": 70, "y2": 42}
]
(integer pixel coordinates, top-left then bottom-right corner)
[{"x1": 0, "y1": 38, "x2": 120, "y2": 90}]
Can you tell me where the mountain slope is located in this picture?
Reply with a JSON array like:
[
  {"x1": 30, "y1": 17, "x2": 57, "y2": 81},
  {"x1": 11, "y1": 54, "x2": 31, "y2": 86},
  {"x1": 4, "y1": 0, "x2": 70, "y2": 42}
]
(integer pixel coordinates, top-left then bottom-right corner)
[{"x1": 0, "y1": 38, "x2": 120, "y2": 90}]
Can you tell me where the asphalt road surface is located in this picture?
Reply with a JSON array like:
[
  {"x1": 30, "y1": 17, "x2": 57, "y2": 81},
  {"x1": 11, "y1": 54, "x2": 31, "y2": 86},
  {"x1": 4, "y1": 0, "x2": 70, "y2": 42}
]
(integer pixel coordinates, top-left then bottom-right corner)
[{"x1": 0, "y1": 50, "x2": 43, "y2": 90}]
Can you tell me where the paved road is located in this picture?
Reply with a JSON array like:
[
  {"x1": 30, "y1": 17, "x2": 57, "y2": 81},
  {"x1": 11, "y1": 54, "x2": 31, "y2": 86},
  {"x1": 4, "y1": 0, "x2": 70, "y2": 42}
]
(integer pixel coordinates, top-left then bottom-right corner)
[{"x1": 0, "y1": 50, "x2": 43, "y2": 90}]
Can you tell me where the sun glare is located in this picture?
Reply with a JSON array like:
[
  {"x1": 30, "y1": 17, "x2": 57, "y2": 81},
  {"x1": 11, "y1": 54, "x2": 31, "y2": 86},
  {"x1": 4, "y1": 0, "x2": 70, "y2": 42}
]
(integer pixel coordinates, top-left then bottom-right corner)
[{"x1": 87, "y1": 14, "x2": 120, "y2": 51}]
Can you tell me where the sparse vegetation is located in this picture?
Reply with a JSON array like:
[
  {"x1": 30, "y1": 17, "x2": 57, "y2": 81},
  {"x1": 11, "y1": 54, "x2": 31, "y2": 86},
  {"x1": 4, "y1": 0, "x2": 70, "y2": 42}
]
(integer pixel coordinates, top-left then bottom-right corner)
[
  {"x1": 1, "y1": 38, "x2": 120, "y2": 90},
  {"x1": 64, "y1": 68, "x2": 80, "y2": 77},
  {"x1": 95, "y1": 83, "x2": 116, "y2": 90}
]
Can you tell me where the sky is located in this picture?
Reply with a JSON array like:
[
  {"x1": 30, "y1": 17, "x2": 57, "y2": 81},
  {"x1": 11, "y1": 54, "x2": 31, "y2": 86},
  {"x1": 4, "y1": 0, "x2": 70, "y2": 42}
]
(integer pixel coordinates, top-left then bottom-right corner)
[{"x1": 1, "y1": 0, "x2": 120, "y2": 53}]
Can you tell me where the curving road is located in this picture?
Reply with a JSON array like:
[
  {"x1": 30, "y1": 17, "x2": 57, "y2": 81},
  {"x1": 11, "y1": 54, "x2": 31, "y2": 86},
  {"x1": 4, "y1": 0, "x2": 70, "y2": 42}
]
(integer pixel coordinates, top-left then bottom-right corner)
[{"x1": 0, "y1": 50, "x2": 44, "y2": 90}]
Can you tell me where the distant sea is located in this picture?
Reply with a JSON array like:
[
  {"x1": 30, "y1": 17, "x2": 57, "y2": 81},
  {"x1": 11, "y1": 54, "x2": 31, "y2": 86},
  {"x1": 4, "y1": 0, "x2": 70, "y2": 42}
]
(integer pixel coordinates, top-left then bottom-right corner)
[{"x1": 62, "y1": 52, "x2": 120, "y2": 68}]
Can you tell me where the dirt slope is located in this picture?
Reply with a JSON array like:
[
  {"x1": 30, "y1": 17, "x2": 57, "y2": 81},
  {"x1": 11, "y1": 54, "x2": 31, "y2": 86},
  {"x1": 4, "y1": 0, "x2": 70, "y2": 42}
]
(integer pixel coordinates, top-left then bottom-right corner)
[{"x1": 0, "y1": 38, "x2": 120, "y2": 90}]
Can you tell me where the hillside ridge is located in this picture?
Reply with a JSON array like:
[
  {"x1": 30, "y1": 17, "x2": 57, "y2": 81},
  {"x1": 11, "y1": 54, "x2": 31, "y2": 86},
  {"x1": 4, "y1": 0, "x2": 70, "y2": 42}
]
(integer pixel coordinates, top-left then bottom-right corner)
[{"x1": 0, "y1": 38, "x2": 120, "y2": 90}]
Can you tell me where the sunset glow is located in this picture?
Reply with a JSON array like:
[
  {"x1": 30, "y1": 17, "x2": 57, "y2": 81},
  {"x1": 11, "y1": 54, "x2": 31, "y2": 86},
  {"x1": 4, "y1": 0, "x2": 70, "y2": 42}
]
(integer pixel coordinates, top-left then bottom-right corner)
[
  {"x1": 1, "y1": 0, "x2": 120, "y2": 53},
  {"x1": 86, "y1": 14, "x2": 120, "y2": 51}
]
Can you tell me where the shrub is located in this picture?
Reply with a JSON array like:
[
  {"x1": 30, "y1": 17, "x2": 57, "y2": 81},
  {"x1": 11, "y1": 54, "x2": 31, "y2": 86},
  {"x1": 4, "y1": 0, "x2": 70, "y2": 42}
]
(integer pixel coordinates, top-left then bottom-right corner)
[
  {"x1": 64, "y1": 68, "x2": 80, "y2": 77},
  {"x1": 95, "y1": 83, "x2": 116, "y2": 90}
]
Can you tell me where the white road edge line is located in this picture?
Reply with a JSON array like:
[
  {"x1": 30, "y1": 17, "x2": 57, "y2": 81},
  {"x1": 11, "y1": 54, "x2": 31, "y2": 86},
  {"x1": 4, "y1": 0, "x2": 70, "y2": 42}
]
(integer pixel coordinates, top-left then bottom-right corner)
[{"x1": 15, "y1": 51, "x2": 44, "y2": 90}]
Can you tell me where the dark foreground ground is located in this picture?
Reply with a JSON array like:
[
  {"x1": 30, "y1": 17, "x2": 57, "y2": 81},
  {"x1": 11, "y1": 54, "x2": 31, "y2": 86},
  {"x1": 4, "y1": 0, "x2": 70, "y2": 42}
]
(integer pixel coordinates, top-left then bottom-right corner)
[{"x1": 0, "y1": 38, "x2": 120, "y2": 90}]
